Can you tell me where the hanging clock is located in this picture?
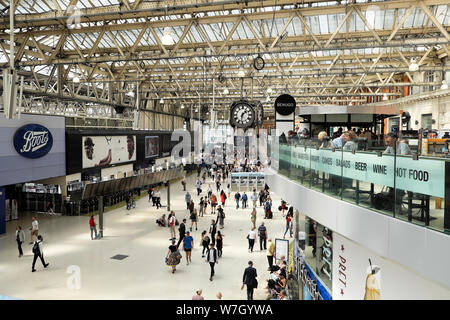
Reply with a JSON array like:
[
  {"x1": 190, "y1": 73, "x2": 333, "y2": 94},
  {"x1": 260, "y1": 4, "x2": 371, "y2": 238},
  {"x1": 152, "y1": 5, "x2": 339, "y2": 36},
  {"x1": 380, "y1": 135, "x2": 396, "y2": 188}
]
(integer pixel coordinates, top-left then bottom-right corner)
[
  {"x1": 253, "y1": 55, "x2": 265, "y2": 71},
  {"x1": 229, "y1": 100, "x2": 256, "y2": 129}
]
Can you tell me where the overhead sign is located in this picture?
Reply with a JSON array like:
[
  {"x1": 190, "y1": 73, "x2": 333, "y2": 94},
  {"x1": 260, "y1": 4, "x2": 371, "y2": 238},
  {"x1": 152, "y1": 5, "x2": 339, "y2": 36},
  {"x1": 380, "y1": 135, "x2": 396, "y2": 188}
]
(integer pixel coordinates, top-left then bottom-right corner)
[
  {"x1": 13, "y1": 124, "x2": 53, "y2": 159},
  {"x1": 274, "y1": 94, "x2": 296, "y2": 116},
  {"x1": 285, "y1": 145, "x2": 445, "y2": 198}
]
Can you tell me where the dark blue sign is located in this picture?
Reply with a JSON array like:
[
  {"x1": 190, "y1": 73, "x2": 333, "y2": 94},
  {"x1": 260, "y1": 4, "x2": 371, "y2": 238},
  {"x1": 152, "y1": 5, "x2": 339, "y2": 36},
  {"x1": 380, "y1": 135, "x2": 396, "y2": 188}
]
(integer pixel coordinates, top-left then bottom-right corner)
[{"x1": 13, "y1": 124, "x2": 53, "y2": 159}]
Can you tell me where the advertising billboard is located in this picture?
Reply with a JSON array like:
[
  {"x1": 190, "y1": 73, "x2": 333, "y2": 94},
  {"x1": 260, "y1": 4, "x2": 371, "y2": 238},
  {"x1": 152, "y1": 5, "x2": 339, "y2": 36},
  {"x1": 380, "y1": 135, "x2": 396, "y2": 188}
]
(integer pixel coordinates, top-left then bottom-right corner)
[
  {"x1": 145, "y1": 136, "x2": 159, "y2": 158},
  {"x1": 82, "y1": 135, "x2": 136, "y2": 169}
]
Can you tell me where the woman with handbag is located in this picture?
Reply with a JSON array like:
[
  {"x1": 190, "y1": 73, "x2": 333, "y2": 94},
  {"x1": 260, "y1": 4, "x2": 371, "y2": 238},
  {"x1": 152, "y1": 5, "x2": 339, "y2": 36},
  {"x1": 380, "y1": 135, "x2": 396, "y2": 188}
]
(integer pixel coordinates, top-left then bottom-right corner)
[
  {"x1": 166, "y1": 240, "x2": 182, "y2": 274},
  {"x1": 247, "y1": 227, "x2": 257, "y2": 253}
]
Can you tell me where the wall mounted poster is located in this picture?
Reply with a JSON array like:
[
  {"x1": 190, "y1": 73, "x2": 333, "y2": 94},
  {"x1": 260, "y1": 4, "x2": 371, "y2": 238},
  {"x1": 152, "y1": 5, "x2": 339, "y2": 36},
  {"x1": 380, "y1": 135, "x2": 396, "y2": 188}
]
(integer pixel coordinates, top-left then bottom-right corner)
[
  {"x1": 275, "y1": 238, "x2": 289, "y2": 263},
  {"x1": 82, "y1": 135, "x2": 136, "y2": 169},
  {"x1": 332, "y1": 233, "x2": 381, "y2": 300},
  {"x1": 145, "y1": 136, "x2": 159, "y2": 158}
]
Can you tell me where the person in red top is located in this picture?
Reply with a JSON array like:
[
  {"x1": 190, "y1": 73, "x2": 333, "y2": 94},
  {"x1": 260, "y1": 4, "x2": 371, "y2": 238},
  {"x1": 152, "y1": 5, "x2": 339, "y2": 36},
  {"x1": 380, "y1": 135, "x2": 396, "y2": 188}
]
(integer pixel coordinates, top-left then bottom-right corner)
[
  {"x1": 210, "y1": 193, "x2": 218, "y2": 214},
  {"x1": 283, "y1": 214, "x2": 292, "y2": 239},
  {"x1": 281, "y1": 201, "x2": 287, "y2": 217},
  {"x1": 89, "y1": 215, "x2": 98, "y2": 240},
  {"x1": 220, "y1": 190, "x2": 227, "y2": 206}
]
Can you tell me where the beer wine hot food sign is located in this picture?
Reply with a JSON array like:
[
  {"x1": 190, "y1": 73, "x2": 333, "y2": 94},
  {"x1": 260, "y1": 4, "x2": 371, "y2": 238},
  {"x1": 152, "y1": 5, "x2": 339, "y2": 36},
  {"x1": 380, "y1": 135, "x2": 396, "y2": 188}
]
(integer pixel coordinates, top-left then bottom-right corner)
[{"x1": 13, "y1": 124, "x2": 53, "y2": 159}]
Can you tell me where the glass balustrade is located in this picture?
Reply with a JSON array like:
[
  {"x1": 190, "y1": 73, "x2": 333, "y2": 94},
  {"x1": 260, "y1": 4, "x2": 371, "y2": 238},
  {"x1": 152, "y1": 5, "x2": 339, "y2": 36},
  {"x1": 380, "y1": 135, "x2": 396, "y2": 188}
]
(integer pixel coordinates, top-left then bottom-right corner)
[{"x1": 270, "y1": 136, "x2": 450, "y2": 234}]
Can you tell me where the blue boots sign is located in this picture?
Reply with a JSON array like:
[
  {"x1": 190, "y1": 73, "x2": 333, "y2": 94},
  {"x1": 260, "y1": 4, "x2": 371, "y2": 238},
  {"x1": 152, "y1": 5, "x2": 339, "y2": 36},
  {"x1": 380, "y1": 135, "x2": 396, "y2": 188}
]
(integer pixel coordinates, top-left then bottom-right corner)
[{"x1": 13, "y1": 124, "x2": 53, "y2": 159}]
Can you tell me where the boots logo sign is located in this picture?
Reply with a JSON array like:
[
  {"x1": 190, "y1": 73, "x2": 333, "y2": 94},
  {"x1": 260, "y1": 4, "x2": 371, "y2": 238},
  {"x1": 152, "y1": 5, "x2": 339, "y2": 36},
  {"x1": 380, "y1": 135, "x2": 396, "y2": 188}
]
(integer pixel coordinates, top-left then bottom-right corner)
[{"x1": 13, "y1": 124, "x2": 53, "y2": 159}]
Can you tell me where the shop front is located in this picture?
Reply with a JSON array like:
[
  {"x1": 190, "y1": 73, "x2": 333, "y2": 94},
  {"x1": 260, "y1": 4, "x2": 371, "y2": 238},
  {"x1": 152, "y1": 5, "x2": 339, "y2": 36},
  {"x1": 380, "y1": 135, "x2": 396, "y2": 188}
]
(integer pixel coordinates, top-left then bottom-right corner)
[
  {"x1": 0, "y1": 114, "x2": 66, "y2": 234},
  {"x1": 292, "y1": 209, "x2": 333, "y2": 300}
]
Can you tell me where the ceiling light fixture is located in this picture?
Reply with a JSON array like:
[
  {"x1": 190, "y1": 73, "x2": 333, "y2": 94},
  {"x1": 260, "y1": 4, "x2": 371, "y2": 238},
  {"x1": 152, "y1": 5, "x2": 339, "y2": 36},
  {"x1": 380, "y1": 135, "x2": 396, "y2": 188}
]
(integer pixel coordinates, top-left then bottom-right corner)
[
  {"x1": 382, "y1": 93, "x2": 388, "y2": 101},
  {"x1": 160, "y1": 98, "x2": 164, "y2": 104},
  {"x1": 181, "y1": 104, "x2": 185, "y2": 109},
  {"x1": 223, "y1": 88, "x2": 229, "y2": 95},
  {"x1": 237, "y1": 67, "x2": 246, "y2": 78},
  {"x1": 161, "y1": 27, "x2": 174, "y2": 46},
  {"x1": 73, "y1": 75, "x2": 80, "y2": 83},
  {"x1": 267, "y1": 87, "x2": 273, "y2": 94},
  {"x1": 441, "y1": 80, "x2": 448, "y2": 90},
  {"x1": 409, "y1": 58, "x2": 419, "y2": 72},
  {"x1": 126, "y1": 90, "x2": 135, "y2": 97}
]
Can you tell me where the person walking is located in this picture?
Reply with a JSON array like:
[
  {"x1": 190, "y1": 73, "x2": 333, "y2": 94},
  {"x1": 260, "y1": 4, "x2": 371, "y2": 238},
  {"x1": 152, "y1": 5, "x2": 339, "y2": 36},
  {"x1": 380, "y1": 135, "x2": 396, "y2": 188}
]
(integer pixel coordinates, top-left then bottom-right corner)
[
  {"x1": 250, "y1": 207, "x2": 257, "y2": 229},
  {"x1": 216, "y1": 231, "x2": 224, "y2": 258},
  {"x1": 199, "y1": 197, "x2": 205, "y2": 217},
  {"x1": 148, "y1": 187, "x2": 153, "y2": 203},
  {"x1": 89, "y1": 215, "x2": 98, "y2": 240},
  {"x1": 217, "y1": 205, "x2": 225, "y2": 229},
  {"x1": 216, "y1": 177, "x2": 221, "y2": 192},
  {"x1": 210, "y1": 193, "x2": 218, "y2": 215},
  {"x1": 247, "y1": 227, "x2": 257, "y2": 253},
  {"x1": 258, "y1": 222, "x2": 268, "y2": 251},
  {"x1": 183, "y1": 231, "x2": 194, "y2": 265},
  {"x1": 242, "y1": 192, "x2": 248, "y2": 209},
  {"x1": 207, "y1": 184, "x2": 212, "y2": 199},
  {"x1": 226, "y1": 184, "x2": 231, "y2": 201},
  {"x1": 188, "y1": 199, "x2": 195, "y2": 216},
  {"x1": 234, "y1": 191, "x2": 241, "y2": 209},
  {"x1": 220, "y1": 190, "x2": 227, "y2": 206},
  {"x1": 251, "y1": 191, "x2": 258, "y2": 208},
  {"x1": 267, "y1": 238, "x2": 275, "y2": 270},
  {"x1": 31, "y1": 235, "x2": 49, "y2": 272},
  {"x1": 196, "y1": 179, "x2": 203, "y2": 196},
  {"x1": 29, "y1": 216, "x2": 39, "y2": 244},
  {"x1": 154, "y1": 190, "x2": 162, "y2": 209},
  {"x1": 168, "y1": 212, "x2": 177, "y2": 240},
  {"x1": 181, "y1": 178, "x2": 186, "y2": 191},
  {"x1": 190, "y1": 208, "x2": 198, "y2": 231},
  {"x1": 259, "y1": 189, "x2": 265, "y2": 207},
  {"x1": 242, "y1": 261, "x2": 258, "y2": 300},
  {"x1": 201, "y1": 231, "x2": 211, "y2": 258},
  {"x1": 166, "y1": 240, "x2": 182, "y2": 274},
  {"x1": 283, "y1": 214, "x2": 293, "y2": 239},
  {"x1": 16, "y1": 226, "x2": 25, "y2": 257},
  {"x1": 192, "y1": 289, "x2": 204, "y2": 300},
  {"x1": 206, "y1": 243, "x2": 218, "y2": 281},
  {"x1": 177, "y1": 218, "x2": 187, "y2": 248},
  {"x1": 210, "y1": 218, "x2": 218, "y2": 246},
  {"x1": 185, "y1": 192, "x2": 191, "y2": 210}
]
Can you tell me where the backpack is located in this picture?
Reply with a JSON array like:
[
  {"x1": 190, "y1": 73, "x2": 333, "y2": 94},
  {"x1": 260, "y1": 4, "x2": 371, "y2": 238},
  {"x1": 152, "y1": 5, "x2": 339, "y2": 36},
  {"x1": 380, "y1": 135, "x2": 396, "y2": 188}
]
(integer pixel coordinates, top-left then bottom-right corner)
[
  {"x1": 204, "y1": 236, "x2": 210, "y2": 243},
  {"x1": 32, "y1": 242, "x2": 40, "y2": 255}
]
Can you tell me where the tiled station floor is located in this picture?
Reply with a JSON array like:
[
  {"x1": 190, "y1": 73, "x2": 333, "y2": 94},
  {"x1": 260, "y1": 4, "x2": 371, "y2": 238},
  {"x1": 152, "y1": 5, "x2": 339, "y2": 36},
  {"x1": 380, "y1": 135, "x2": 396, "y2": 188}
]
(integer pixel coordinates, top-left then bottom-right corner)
[{"x1": 0, "y1": 172, "x2": 288, "y2": 300}]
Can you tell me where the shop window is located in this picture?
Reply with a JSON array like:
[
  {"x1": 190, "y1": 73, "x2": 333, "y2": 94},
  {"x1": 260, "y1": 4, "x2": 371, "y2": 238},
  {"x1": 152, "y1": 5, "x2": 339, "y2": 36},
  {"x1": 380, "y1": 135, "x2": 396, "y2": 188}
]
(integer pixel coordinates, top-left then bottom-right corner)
[
  {"x1": 303, "y1": 217, "x2": 332, "y2": 292},
  {"x1": 425, "y1": 71, "x2": 435, "y2": 92},
  {"x1": 421, "y1": 113, "x2": 433, "y2": 130}
]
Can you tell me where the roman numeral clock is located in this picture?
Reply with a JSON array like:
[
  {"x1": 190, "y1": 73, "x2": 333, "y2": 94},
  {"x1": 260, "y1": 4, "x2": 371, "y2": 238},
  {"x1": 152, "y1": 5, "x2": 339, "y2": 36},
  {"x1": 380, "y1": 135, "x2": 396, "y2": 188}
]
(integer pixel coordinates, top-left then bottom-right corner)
[{"x1": 229, "y1": 100, "x2": 256, "y2": 129}]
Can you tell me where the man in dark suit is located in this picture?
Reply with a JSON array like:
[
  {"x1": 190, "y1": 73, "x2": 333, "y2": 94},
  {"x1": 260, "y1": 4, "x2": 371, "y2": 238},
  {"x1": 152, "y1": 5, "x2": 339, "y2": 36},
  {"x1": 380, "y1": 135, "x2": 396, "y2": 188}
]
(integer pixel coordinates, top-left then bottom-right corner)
[
  {"x1": 176, "y1": 219, "x2": 186, "y2": 248},
  {"x1": 242, "y1": 261, "x2": 258, "y2": 300},
  {"x1": 206, "y1": 243, "x2": 218, "y2": 281}
]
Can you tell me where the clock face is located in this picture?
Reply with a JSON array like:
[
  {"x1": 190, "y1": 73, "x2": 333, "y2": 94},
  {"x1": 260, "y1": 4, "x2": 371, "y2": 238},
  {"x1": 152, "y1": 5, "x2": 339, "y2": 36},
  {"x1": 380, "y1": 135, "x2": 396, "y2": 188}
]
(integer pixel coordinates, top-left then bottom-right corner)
[
  {"x1": 229, "y1": 101, "x2": 255, "y2": 129},
  {"x1": 253, "y1": 56, "x2": 265, "y2": 70}
]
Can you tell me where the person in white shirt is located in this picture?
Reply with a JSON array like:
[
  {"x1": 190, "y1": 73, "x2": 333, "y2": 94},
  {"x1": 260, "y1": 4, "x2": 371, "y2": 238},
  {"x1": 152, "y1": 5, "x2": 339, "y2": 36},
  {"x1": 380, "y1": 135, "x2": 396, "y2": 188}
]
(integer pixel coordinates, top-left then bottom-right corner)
[
  {"x1": 155, "y1": 190, "x2": 162, "y2": 209},
  {"x1": 168, "y1": 212, "x2": 177, "y2": 240},
  {"x1": 29, "y1": 216, "x2": 39, "y2": 245},
  {"x1": 247, "y1": 227, "x2": 257, "y2": 253}
]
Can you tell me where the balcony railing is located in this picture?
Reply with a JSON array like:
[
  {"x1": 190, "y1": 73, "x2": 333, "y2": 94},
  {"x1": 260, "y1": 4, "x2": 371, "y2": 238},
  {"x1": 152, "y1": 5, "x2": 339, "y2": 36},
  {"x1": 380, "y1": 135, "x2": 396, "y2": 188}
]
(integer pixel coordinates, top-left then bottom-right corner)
[{"x1": 268, "y1": 136, "x2": 450, "y2": 234}]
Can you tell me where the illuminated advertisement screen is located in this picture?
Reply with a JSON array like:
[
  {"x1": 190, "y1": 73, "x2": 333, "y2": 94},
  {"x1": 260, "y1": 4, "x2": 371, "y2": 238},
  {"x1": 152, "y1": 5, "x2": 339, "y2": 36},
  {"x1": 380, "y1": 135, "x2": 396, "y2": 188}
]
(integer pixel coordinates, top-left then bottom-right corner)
[
  {"x1": 145, "y1": 136, "x2": 159, "y2": 158},
  {"x1": 82, "y1": 135, "x2": 136, "y2": 169}
]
